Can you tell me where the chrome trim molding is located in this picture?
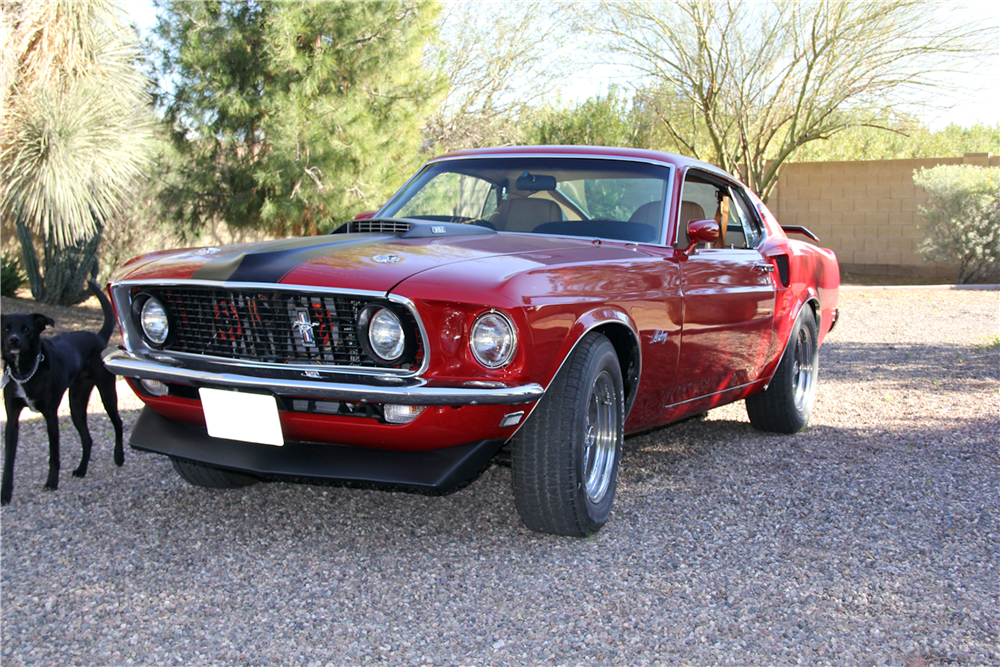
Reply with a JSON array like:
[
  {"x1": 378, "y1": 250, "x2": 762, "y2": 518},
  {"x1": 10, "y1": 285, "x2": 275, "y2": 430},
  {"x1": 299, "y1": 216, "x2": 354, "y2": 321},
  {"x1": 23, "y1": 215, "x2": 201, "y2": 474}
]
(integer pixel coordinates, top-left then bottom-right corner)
[
  {"x1": 662, "y1": 379, "x2": 762, "y2": 410},
  {"x1": 103, "y1": 349, "x2": 543, "y2": 406},
  {"x1": 411, "y1": 153, "x2": 678, "y2": 249},
  {"x1": 428, "y1": 151, "x2": 682, "y2": 170}
]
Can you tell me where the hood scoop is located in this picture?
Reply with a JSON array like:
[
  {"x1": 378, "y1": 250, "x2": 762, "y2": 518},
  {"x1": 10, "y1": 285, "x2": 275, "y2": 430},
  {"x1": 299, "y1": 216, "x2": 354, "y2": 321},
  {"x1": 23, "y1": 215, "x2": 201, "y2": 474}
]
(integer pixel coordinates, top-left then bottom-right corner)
[{"x1": 332, "y1": 218, "x2": 495, "y2": 238}]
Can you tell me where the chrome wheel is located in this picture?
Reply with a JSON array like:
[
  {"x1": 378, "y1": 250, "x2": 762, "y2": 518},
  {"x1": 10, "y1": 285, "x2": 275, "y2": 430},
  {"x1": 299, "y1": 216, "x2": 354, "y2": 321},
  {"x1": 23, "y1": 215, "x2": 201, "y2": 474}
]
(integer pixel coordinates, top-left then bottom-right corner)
[
  {"x1": 511, "y1": 333, "x2": 624, "y2": 536},
  {"x1": 791, "y1": 324, "x2": 817, "y2": 412},
  {"x1": 745, "y1": 308, "x2": 820, "y2": 434},
  {"x1": 584, "y1": 369, "x2": 618, "y2": 504}
]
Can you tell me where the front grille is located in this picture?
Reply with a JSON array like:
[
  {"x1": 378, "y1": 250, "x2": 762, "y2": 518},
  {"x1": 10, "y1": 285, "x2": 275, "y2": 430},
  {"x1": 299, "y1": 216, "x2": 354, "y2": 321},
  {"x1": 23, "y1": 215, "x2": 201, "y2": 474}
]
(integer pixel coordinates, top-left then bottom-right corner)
[{"x1": 140, "y1": 287, "x2": 422, "y2": 370}]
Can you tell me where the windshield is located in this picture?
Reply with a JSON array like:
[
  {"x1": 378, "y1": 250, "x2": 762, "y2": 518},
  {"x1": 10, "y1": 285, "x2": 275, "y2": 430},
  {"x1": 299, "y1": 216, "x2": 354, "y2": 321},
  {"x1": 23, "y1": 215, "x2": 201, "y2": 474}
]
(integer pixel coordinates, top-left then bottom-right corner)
[{"x1": 379, "y1": 157, "x2": 672, "y2": 244}]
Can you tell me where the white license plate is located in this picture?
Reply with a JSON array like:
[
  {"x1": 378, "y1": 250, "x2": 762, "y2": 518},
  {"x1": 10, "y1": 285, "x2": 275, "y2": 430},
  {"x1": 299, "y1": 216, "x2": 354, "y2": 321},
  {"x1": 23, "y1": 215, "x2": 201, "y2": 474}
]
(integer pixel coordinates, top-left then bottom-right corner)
[{"x1": 199, "y1": 388, "x2": 284, "y2": 447}]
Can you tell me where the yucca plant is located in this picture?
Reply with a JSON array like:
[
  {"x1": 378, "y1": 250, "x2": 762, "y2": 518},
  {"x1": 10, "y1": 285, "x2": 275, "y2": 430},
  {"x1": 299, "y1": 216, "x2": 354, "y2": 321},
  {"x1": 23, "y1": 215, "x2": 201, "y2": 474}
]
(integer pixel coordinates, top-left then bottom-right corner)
[
  {"x1": 1, "y1": 251, "x2": 26, "y2": 298},
  {"x1": 1, "y1": 0, "x2": 154, "y2": 304}
]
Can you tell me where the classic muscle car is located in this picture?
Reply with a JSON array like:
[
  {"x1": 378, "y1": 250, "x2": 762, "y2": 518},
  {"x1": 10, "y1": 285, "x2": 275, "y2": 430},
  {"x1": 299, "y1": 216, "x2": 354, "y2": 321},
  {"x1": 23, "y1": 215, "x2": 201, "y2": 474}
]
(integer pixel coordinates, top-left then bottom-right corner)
[{"x1": 103, "y1": 146, "x2": 839, "y2": 536}]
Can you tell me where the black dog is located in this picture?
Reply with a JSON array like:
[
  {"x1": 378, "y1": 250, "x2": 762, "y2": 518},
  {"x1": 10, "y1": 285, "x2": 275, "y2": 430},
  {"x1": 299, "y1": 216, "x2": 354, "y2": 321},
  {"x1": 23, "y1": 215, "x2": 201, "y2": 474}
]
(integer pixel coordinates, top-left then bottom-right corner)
[{"x1": 2, "y1": 280, "x2": 124, "y2": 504}]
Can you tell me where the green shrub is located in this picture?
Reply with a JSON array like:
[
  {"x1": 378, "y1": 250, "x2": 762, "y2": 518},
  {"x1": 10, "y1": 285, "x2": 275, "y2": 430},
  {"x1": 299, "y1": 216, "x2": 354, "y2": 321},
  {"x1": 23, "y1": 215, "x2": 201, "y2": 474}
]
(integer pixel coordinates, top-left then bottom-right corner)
[
  {"x1": 1, "y1": 252, "x2": 26, "y2": 297},
  {"x1": 913, "y1": 165, "x2": 1000, "y2": 284}
]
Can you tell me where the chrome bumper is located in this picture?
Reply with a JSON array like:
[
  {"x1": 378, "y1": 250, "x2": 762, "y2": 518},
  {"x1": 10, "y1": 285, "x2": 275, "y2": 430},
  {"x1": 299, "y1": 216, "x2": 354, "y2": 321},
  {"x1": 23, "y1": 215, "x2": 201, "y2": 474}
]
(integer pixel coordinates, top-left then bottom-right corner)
[{"x1": 103, "y1": 349, "x2": 544, "y2": 406}]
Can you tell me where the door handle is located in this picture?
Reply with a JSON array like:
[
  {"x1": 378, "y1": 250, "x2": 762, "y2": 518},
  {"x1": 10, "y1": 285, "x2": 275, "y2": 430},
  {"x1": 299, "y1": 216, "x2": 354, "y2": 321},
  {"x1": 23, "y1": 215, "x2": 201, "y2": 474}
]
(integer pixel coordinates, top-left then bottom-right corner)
[{"x1": 753, "y1": 262, "x2": 774, "y2": 274}]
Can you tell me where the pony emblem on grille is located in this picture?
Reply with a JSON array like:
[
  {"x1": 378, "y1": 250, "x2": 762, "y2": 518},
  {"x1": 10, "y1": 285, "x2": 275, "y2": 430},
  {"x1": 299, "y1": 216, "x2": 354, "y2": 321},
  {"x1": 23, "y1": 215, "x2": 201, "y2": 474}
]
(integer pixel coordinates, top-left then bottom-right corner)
[{"x1": 293, "y1": 309, "x2": 318, "y2": 346}]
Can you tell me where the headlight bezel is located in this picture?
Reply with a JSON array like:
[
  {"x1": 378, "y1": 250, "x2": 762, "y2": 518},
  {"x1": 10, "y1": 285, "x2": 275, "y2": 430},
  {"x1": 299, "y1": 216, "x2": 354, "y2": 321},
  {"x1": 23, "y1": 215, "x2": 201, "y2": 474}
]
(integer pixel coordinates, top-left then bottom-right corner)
[
  {"x1": 132, "y1": 293, "x2": 172, "y2": 348},
  {"x1": 470, "y1": 310, "x2": 518, "y2": 369},
  {"x1": 357, "y1": 303, "x2": 417, "y2": 366}
]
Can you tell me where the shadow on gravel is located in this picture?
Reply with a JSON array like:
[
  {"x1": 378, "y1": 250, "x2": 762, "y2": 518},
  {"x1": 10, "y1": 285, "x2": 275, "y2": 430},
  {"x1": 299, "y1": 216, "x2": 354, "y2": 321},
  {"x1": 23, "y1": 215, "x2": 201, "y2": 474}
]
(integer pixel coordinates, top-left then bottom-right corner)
[
  {"x1": 619, "y1": 408, "x2": 997, "y2": 489},
  {"x1": 821, "y1": 340, "x2": 998, "y2": 388},
  {"x1": 1, "y1": 406, "x2": 520, "y2": 538},
  {"x1": 3, "y1": 377, "x2": 995, "y2": 538}
]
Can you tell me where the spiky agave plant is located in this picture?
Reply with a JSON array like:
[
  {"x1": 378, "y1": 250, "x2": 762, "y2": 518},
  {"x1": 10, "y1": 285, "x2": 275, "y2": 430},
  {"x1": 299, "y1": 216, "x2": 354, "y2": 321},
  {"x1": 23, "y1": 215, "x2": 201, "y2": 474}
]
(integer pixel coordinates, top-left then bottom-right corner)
[{"x1": 1, "y1": 0, "x2": 154, "y2": 304}]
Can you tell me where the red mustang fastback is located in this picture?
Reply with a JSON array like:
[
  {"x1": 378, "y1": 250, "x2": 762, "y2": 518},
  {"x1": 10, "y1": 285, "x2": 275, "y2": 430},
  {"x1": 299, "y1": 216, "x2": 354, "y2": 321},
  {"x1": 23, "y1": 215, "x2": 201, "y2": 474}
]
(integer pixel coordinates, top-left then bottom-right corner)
[{"x1": 104, "y1": 146, "x2": 839, "y2": 536}]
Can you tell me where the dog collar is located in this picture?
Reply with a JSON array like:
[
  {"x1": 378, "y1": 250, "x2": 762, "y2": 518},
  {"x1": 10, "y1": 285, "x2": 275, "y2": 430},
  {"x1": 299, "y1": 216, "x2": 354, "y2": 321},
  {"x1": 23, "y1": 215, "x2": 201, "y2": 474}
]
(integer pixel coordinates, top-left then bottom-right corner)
[{"x1": 3, "y1": 353, "x2": 45, "y2": 386}]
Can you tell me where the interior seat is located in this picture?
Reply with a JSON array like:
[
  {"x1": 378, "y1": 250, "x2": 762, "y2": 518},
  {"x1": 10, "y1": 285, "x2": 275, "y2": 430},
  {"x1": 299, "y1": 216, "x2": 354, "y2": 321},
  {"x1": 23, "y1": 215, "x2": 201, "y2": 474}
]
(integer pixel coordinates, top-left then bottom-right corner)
[
  {"x1": 490, "y1": 198, "x2": 563, "y2": 232},
  {"x1": 675, "y1": 201, "x2": 706, "y2": 248},
  {"x1": 628, "y1": 200, "x2": 663, "y2": 226}
]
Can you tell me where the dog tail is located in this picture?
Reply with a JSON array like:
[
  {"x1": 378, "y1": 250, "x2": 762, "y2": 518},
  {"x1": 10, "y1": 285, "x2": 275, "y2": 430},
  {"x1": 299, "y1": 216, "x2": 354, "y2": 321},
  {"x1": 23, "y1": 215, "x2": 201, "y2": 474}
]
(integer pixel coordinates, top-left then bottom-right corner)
[{"x1": 88, "y1": 280, "x2": 116, "y2": 344}]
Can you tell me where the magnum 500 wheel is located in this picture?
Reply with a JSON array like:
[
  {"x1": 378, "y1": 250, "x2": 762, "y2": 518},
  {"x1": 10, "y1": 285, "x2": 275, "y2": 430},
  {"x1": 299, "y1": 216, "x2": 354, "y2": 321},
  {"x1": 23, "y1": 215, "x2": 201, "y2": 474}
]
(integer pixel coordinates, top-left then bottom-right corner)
[
  {"x1": 746, "y1": 307, "x2": 819, "y2": 434},
  {"x1": 512, "y1": 333, "x2": 624, "y2": 537}
]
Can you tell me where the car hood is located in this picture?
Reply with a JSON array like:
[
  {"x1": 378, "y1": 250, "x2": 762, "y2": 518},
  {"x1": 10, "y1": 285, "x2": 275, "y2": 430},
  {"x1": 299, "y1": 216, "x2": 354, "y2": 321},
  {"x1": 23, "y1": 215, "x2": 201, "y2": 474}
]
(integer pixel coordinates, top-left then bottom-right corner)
[{"x1": 112, "y1": 232, "x2": 648, "y2": 293}]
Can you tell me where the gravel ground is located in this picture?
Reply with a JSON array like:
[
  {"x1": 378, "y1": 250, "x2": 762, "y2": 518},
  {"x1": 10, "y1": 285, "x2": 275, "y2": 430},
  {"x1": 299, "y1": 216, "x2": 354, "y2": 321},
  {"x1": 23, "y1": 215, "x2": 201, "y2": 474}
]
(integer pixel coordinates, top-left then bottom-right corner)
[{"x1": 2, "y1": 289, "x2": 998, "y2": 667}]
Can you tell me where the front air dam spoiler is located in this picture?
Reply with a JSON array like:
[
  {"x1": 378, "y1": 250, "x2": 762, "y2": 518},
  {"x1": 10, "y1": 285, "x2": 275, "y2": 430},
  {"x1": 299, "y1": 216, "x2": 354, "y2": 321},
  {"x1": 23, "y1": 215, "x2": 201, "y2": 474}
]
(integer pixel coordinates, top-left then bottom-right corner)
[{"x1": 130, "y1": 408, "x2": 505, "y2": 493}]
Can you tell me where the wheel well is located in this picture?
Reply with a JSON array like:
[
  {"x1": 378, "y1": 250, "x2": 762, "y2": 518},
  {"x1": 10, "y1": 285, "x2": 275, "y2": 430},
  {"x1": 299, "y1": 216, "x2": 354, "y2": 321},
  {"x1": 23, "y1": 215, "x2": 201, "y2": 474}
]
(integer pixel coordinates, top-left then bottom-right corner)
[
  {"x1": 592, "y1": 323, "x2": 640, "y2": 416},
  {"x1": 806, "y1": 297, "x2": 821, "y2": 328}
]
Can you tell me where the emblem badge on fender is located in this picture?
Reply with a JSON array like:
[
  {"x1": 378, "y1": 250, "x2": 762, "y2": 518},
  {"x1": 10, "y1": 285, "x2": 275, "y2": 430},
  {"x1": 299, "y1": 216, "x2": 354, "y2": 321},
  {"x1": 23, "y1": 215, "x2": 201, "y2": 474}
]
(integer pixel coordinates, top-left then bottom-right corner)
[{"x1": 293, "y1": 309, "x2": 318, "y2": 346}]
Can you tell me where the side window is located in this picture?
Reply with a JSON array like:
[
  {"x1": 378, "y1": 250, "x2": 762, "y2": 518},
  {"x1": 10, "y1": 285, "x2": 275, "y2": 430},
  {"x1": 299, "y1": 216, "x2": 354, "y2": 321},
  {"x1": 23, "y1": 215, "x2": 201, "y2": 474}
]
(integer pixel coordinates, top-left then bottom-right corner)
[
  {"x1": 730, "y1": 189, "x2": 763, "y2": 248},
  {"x1": 481, "y1": 183, "x2": 501, "y2": 220},
  {"x1": 678, "y1": 171, "x2": 768, "y2": 250},
  {"x1": 724, "y1": 190, "x2": 749, "y2": 249}
]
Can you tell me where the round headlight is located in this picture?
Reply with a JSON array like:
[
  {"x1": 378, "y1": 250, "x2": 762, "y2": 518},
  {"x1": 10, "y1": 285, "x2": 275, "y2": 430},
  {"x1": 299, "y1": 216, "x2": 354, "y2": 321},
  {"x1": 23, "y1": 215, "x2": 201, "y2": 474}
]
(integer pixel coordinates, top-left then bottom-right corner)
[
  {"x1": 368, "y1": 307, "x2": 406, "y2": 361},
  {"x1": 140, "y1": 297, "x2": 169, "y2": 345},
  {"x1": 471, "y1": 312, "x2": 516, "y2": 368}
]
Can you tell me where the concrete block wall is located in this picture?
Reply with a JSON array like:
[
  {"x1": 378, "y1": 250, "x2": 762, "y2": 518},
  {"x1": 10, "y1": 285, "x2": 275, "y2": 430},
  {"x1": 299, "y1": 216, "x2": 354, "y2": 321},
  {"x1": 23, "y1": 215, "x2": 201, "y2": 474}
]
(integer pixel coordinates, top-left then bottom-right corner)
[{"x1": 768, "y1": 153, "x2": 999, "y2": 279}]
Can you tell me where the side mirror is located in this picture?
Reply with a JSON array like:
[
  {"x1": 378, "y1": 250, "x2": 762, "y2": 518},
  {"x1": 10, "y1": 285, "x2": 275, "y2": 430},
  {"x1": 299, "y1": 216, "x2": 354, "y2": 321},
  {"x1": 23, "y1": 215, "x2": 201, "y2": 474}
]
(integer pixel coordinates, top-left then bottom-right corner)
[{"x1": 683, "y1": 219, "x2": 720, "y2": 255}]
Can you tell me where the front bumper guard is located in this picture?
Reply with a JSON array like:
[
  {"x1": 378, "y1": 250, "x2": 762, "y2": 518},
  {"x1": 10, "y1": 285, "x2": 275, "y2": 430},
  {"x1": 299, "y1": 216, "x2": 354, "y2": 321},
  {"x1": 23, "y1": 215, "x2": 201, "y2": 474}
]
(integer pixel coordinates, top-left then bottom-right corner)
[{"x1": 103, "y1": 349, "x2": 544, "y2": 406}]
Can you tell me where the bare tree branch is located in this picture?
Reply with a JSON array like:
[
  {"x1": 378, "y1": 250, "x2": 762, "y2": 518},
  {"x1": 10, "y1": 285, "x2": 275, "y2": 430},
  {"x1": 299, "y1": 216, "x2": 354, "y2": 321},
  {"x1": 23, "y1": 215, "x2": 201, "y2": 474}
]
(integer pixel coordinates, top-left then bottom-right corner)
[{"x1": 591, "y1": 0, "x2": 991, "y2": 200}]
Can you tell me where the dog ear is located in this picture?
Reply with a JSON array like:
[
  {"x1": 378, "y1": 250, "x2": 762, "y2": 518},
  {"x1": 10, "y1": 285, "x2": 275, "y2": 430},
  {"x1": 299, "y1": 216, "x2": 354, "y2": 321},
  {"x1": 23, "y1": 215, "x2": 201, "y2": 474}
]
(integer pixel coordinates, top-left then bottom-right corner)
[{"x1": 33, "y1": 314, "x2": 55, "y2": 331}]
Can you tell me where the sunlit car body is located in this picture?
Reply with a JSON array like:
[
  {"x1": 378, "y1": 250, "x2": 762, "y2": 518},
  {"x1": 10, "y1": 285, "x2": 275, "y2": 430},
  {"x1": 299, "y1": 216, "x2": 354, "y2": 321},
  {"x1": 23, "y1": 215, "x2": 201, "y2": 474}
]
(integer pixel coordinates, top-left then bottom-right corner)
[{"x1": 104, "y1": 146, "x2": 839, "y2": 536}]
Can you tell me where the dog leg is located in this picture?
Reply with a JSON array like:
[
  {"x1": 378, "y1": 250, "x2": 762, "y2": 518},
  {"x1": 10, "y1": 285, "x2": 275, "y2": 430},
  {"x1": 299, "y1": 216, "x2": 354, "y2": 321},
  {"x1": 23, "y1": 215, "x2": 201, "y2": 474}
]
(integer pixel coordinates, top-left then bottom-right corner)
[
  {"x1": 2, "y1": 400, "x2": 24, "y2": 505},
  {"x1": 95, "y1": 372, "x2": 124, "y2": 467},
  {"x1": 69, "y1": 382, "x2": 94, "y2": 478},
  {"x1": 42, "y1": 408, "x2": 61, "y2": 490}
]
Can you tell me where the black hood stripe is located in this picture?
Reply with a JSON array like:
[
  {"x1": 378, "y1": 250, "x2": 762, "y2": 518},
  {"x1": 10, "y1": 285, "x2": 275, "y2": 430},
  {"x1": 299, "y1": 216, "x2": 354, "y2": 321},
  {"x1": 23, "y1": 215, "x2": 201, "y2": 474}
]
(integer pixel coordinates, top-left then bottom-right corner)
[{"x1": 192, "y1": 235, "x2": 391, "y2": 283}]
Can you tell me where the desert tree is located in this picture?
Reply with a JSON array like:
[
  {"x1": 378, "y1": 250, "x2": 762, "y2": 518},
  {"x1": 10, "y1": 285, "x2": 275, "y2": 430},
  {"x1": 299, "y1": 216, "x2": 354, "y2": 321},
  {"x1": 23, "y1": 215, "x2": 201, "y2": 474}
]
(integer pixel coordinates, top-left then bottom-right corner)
[
  {"x1": 589, "y1": 0, "x2": 990, "y2": 200},
  {"x1": 424, "y1": 0, "x2": 570, "y2": 152},
  {"x1": 1, "y1": 0, "x2": 155, "y2": 304}
]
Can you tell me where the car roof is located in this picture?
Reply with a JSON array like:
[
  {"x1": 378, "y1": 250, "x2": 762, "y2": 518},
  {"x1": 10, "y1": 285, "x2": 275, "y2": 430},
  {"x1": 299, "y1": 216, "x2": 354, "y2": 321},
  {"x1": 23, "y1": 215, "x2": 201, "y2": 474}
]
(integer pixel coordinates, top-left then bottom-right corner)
[{"x1": 429, "y1": 145, "x2": 721, "y2": 173}]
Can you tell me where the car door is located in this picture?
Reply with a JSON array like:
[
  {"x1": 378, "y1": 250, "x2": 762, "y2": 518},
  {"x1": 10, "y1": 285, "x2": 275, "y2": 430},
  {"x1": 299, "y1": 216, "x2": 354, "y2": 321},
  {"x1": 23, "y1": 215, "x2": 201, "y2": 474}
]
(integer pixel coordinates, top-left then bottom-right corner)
[{"x1": 669, "y1": 171, "x2": 776, "y2": 406}]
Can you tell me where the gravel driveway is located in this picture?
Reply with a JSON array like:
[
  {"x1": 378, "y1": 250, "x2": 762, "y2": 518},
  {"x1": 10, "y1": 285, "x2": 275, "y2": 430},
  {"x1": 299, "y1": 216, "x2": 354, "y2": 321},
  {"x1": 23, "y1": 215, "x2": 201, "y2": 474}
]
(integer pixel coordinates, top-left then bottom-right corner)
[{"x1": 2, "y1": 289, "x2": 998, "y2": 666}]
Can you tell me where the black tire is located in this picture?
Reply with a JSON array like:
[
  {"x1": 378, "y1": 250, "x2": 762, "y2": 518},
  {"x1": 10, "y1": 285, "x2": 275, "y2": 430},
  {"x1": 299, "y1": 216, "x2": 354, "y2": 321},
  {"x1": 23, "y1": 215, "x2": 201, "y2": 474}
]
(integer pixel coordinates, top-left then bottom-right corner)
[
  {"x1": 512, "y1": 333, "x2": 624, "y2": 537},
  {"x1": 746, "y1": 307, "x2": 819, "y2": 433},
  {"x1": 170, "y1": 457, "x2": 260, "y2": 489}
]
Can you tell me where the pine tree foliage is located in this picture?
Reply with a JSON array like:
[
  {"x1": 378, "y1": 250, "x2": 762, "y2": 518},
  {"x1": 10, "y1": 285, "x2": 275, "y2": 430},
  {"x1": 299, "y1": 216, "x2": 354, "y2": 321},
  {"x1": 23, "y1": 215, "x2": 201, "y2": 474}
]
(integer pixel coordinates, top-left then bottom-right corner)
[{"x1": 153, "y1": 0, "x2": 444, "y2": 235}]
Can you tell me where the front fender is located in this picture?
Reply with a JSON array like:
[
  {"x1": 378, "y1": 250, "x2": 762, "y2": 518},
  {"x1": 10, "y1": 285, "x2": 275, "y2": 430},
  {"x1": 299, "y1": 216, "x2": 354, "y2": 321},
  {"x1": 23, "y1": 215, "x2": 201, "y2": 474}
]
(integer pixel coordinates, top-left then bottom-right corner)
[{"x1": 523, "y1": 306, "x2": 642, "y2": 427}]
